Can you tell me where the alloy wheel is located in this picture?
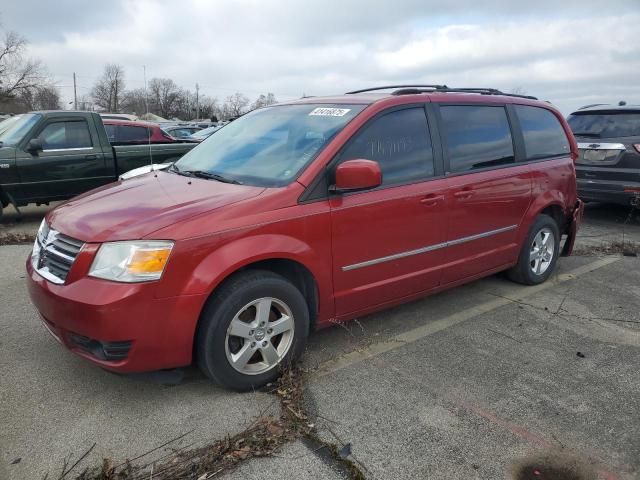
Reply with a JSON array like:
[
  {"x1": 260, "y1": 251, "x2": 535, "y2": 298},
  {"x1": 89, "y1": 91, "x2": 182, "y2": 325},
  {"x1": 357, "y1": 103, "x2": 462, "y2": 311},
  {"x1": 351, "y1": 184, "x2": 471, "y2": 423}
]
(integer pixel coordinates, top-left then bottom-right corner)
[
  {"x1": 529, "y1": 227, "x2": 555, "y2": 275},
  {"x1": 224, "y1": 297, "x2": 295, "y2": 375}
]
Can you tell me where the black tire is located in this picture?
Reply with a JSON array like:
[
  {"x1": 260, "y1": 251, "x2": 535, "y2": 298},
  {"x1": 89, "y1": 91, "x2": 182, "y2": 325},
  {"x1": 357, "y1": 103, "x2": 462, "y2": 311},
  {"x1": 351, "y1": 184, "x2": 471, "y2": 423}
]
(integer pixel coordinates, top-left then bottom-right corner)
[
  {"x1": 507, "y1": 214, "x2": 560, "y2": 285},
  {"x1": 196, "y1": 270, "x2": 309, "y2": 391}
]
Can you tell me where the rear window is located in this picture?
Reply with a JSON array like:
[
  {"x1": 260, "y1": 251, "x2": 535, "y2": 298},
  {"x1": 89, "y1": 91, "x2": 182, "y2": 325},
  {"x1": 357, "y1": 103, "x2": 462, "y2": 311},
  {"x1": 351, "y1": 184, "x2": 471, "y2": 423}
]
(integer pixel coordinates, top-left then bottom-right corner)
[
  {"x1": 440, "y1": 105, "x2": 514, "y2": 173},
  {"x1": 104, "y1": 124, "x2": 116, "y2": 142},
  {"x1": 515, "y1": 105, "x2": 570, "y2": 160},
  {"x1": 567, "y1": 112, "x2": 640, "y2": 138}
]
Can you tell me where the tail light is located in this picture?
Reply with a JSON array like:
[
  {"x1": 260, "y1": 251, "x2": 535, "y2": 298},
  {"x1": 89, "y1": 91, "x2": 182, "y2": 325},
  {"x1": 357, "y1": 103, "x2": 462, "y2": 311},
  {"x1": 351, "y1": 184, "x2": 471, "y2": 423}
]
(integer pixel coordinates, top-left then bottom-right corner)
[{"x1": 633, "y1": 144, "x2": 640, "y2": 153}]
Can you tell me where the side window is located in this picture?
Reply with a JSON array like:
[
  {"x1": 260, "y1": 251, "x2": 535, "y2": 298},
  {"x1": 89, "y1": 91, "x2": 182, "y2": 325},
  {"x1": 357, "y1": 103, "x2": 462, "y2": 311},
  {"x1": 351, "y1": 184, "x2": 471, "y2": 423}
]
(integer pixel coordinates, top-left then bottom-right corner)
[
  {"x1": 440, "y1": 105, "x2": 514, "y2": 173},
  {"x1": 339, "y1": 107, "x2": 434, "y2": 185},
  {"x1": 515, "y1": 105, "x2": 570, "y2": 160},
  {"x1": 118, "y1": 126, "x2": 150, "y2": 143},
  {"x1": 38, "y1": 121, "x2": 93, "y2": 150}
]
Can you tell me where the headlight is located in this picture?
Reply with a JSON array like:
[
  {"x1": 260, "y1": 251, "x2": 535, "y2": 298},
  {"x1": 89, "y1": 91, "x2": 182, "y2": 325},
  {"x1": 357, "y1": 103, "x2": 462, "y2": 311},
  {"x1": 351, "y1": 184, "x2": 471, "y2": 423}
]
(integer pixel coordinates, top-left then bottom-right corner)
[
  {"x1": 89, "y1": 241, "x2": 174, "y2": 283},
  {"x1": 31, "y1": 219, "x2": 48, "y2": 266}
]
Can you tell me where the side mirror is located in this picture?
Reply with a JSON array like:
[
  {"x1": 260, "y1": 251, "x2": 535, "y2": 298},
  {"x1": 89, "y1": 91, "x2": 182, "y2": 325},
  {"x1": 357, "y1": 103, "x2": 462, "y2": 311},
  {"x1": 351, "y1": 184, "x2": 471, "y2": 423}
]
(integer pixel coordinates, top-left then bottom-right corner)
[
  {"x1": 331, "y1": 159, "x2": 382, "y2": 193},
  {"x1": 27, "y1": 138, "x2": 43, "y2": 153}
]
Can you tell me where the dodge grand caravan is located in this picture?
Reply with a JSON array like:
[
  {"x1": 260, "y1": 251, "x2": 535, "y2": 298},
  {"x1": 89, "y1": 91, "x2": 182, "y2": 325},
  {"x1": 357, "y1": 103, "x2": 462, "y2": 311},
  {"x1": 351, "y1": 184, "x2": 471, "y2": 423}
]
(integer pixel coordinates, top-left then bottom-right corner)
[{"x1": 27, "y1": 85, "x2": 584, "y2": 390}]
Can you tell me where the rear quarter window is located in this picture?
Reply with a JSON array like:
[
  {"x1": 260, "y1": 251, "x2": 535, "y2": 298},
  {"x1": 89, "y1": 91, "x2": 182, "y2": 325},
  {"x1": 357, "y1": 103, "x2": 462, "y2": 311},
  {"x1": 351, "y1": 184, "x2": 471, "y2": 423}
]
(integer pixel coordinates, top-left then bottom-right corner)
[
  {"x1": 515, "y1": 105, "x2": 569, "y2": 160},
  {"x1": 440, "y1": 105, "x2": 514, "y2": 173}
]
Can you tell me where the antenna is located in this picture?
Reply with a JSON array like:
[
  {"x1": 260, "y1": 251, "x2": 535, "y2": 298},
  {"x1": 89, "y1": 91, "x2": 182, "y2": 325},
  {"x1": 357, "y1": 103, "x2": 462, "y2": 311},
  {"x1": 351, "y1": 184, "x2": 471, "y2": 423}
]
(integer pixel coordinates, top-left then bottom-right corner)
[{"x1": 143, "y1": 65, "x2": 153, "y2": 168}]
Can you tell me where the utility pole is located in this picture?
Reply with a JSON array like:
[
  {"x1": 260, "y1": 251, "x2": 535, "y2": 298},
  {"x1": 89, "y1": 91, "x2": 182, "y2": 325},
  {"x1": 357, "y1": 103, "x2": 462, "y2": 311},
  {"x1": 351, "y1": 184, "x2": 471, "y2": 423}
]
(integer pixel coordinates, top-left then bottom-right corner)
[
  {"x1": 73, "y1": 72, "x2": 77, "y2": 110},
  {"x1": 143, "y1": 65, "x2": 149, "y2": 117},
  {"x1": 195, "y1": 83, "x2": 200, "y2": 120}
]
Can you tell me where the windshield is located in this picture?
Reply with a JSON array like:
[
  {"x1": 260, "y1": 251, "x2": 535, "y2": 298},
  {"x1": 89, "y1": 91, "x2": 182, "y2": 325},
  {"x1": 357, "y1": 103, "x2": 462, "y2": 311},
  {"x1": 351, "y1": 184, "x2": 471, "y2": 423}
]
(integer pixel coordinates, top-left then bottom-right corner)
[
  {"x1": 568, "y1": 112, "x2": 640, "y2": 138},
  {"x1": 0, "y1": 113, "x2": 41, "y2": 146},
  {"x1": 174, "y1": 104, "x2": 365, "y2": 186}
]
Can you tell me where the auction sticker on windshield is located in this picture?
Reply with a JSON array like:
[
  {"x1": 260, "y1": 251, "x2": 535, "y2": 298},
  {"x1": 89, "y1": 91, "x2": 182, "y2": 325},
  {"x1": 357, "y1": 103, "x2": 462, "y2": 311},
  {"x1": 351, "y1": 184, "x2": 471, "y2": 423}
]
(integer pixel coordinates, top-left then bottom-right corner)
[{"x1": 309, "y1": 107, "x2": 351, "y2": 117}]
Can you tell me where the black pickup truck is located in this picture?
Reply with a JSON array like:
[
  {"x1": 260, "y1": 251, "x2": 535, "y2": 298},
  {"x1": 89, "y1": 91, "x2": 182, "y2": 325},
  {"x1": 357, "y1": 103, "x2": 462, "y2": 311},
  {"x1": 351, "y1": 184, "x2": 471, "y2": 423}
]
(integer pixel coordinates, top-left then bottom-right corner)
[{"x1": 0, "y1": 111, "x2": 197, "y2": 218}]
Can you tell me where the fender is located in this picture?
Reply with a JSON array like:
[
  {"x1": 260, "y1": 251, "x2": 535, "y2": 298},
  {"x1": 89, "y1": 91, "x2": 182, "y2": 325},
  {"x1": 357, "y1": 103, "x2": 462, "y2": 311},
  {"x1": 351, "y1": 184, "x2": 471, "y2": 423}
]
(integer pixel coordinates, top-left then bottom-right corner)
[
  {"x1": 156, "y1": 232, "x2": 334, "y2": 318},
  {"x1": 519, "y1": 192, "x2": 566, "y2": 244}
]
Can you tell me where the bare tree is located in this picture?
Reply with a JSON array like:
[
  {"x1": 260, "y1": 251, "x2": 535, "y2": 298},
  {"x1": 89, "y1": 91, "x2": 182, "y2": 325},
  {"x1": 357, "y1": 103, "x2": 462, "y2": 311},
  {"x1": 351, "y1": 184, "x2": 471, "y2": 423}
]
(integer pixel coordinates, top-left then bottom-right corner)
[
  {"x1": 222, "y1": 92, "x2": 250, "y2": 119},
  {"x1": 147, "y1": 78, "x2": 184, "y2": 119},
  {"x1": 17, "y1": 85, "x2": 61, "y2": 110},
  {"x1": 91, "y1": 64, "x2": 125, "y2": 112},
  {"x1": 250, "y1": 92, "x2": 277, "y2": 110},
  {"x1": 0, "y1": 29, "x2": 45, "y2": 103},
  {"x1": 196, "y1": 94, "x2": 219, "y2": 121},
  {"x1": 121, "y1": 87, "x2": 148, "y2": 116}
]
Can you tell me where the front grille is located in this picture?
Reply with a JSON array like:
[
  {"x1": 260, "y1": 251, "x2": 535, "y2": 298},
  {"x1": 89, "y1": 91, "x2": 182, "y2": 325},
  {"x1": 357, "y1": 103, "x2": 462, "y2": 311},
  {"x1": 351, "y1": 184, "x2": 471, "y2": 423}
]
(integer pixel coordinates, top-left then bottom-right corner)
[
  {"x1": 33, "y1": 228, "x2": 84, "y2": 284},
  {"x1": 69, "y1": 333, "x2": 132, "y2": 361}
]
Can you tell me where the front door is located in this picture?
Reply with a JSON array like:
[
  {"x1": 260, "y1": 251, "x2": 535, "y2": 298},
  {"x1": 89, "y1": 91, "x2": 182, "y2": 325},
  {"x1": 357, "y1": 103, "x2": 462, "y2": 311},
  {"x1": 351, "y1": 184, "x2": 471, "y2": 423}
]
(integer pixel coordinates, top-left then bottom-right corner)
[
  {"x1": 15, "y1": 117, "x2": 109, "y2": 202},
  {"x1": 436, "y1": 104, "x2": 532, "y2": 284},
  {"x1": 330, "y1": 106, "x2": 448, "y2": 316}
]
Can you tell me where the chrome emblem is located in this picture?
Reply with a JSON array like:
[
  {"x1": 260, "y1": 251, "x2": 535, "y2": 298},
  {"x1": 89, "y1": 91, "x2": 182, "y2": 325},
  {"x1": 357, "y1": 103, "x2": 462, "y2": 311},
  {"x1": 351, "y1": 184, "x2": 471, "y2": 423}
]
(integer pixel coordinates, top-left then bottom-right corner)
[
  {"x1": 254, "y1": 328, "x2": 266, "y2": 341},
  {"x1": 588, "y1": 144, "x2": 600, "y2": 149},
  {"x1": 0, "y1": 164, "x2": 9, "y2": 169}
]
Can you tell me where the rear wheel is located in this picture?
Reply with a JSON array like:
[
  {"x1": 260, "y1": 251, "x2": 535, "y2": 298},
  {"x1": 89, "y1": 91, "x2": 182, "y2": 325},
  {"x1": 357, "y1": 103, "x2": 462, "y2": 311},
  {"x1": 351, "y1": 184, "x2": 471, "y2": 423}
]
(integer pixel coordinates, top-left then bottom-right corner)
[
  {"x1": 197, "y1": 270, "x2": 309, "y2": 391},
  {"x1": 508, "y1": 214, "x2": 560, "y2": 285}
]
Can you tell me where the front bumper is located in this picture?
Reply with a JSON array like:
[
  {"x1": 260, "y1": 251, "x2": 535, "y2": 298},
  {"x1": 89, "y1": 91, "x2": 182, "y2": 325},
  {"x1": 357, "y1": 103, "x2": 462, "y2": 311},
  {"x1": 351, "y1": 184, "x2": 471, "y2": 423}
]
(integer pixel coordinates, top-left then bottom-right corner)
[{"x1": 26, "y1": 259, "x2": 207, "y2": 373}]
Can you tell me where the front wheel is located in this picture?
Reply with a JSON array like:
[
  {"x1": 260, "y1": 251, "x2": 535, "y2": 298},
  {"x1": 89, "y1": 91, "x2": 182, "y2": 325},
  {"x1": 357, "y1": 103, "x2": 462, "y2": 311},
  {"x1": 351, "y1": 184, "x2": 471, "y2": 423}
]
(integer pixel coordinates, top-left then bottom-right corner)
[
  {"x1": 508, "y1": 214, "x2": 560, "y2": 285},
  {"x1": 196, "y1": 270, "x2": 309, "y2": 391}
]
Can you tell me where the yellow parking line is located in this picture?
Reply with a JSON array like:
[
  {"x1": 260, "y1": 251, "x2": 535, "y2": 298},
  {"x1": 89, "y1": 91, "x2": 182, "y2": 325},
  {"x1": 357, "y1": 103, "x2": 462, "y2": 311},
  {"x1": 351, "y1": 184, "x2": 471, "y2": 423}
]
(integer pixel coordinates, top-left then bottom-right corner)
[{"x1": 315, "y1": 256, "x2": 621, "y2": 378}]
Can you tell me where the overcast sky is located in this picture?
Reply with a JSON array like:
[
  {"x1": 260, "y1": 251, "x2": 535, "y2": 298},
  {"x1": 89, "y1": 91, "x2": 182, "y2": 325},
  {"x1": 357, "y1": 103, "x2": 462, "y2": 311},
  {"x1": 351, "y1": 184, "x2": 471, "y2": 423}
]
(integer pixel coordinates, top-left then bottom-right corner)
[{"x1": 2, "y1": 0, "x2": 639, "y2": 115}]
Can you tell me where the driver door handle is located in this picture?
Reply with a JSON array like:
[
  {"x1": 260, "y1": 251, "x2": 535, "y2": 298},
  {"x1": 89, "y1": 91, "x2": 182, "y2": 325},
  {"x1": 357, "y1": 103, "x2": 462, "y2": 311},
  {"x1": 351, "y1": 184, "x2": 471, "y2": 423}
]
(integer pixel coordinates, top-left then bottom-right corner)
[{"x1": 85, "y1": 154, "x2": 97, "y2": 160}]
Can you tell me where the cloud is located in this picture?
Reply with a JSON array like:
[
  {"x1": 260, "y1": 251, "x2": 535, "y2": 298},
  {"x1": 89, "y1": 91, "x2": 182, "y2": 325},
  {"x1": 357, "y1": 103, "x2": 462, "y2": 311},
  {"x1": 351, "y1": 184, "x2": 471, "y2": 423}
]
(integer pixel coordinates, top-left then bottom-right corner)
[{"x1": 5, "y1": 0, "x2": 640, "y2": 114}]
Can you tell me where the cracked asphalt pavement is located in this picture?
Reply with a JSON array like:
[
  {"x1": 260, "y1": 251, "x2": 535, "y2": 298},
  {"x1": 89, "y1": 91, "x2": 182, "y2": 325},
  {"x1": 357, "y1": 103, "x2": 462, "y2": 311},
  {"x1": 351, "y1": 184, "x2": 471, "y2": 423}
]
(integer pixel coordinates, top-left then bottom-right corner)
[{"x1": 1, "y1": 205, "x2": 639, "y2": 480}]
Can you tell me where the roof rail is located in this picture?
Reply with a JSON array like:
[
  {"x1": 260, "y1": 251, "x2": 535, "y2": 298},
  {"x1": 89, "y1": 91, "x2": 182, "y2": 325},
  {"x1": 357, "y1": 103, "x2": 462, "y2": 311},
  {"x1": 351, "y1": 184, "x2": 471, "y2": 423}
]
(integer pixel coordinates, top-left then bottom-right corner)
[
  {"x1": 345, "y1": 85, "x2": 448, "y2": 94},
  {"x1": 578, "y1": 103, "x2": 607, "y2": 110},
  {"x1": 432, "y1": 87, "x2": 538, "y2": 100},
  {"x1": 346, "y1": 85, "x2": 538, "y2": 100}
]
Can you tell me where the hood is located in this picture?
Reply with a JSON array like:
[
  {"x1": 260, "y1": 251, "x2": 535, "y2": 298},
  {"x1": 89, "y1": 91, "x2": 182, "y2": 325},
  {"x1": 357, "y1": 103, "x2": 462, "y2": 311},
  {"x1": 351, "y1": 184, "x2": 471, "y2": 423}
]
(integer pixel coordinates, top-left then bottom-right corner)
[{"x1": 48, "y1": 171, "x2": 265, "y2": 242}]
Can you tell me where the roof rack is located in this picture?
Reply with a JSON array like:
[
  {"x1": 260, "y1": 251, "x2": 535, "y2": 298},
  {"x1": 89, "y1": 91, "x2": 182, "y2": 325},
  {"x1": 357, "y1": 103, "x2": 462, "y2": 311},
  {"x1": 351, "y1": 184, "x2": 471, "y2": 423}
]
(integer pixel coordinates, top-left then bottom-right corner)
[
  {"x1": 578, "y1": 103, "x2": 607, "y2": 110},
  {"x1": 346, "y1": 85, "x2": 537, "y2": 100},
  {"x1": 345, "y1": 85, "x2": 448, "y2": 94}
]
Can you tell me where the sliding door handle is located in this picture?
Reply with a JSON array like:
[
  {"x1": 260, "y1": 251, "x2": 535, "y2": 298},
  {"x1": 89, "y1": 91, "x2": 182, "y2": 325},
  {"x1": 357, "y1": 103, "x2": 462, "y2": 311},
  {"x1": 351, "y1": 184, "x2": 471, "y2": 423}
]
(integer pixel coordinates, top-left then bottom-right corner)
[
  {"x1": 420, "y1": 194, "x2": 445, "y2": 206},
  {"x1": 453, "y1": 189, "x2": 474, "y2": 199}
]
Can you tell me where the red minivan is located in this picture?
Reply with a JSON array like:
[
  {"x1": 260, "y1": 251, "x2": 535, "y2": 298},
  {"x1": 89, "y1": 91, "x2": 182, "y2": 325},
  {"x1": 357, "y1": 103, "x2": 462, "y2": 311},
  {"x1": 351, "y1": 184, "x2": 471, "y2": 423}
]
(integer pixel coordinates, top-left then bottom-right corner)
[{"x1": 27, "y1": 86, "x2": 584, "y2": 390}]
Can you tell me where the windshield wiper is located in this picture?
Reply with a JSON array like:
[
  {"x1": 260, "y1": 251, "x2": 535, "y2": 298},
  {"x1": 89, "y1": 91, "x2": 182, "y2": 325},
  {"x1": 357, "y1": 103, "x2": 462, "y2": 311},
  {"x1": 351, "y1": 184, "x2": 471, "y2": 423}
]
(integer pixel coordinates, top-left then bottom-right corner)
[
  {"x1": 181, "y1": 170, "x2": 242, "y2": 184},
  {"x1": 168, "y1": 162, "x2": 183, "y2": 174},
  {"x1": 573, "y1": 132, "x2": 600, "y2": 138}
]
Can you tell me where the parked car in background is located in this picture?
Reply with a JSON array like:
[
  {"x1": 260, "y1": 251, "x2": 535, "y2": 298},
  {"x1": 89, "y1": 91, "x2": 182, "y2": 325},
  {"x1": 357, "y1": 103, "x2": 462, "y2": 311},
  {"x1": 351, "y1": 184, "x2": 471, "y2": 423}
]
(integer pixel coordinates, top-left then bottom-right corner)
[
  {"x1": 187, "y1": 125, "x2": 223, "y2": 142},
  {"x1": 163, "y1": 125, "x2": 202, "y2": 139},
  {"x1": 0, "y1": 111, "x2": 197, "y2": 217},
  {"x1": 100, "y1": 113, "x2": 139, "y2": 122},
  {"x1": 567, "y1": 102, "x2": 640, "y2": 206},
  {"x1": 26, "y1": 86, "x2": 583, "y2": 390},
  {"x1": 103, "y1": 119, "x2": 178, "y2": 145}
]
